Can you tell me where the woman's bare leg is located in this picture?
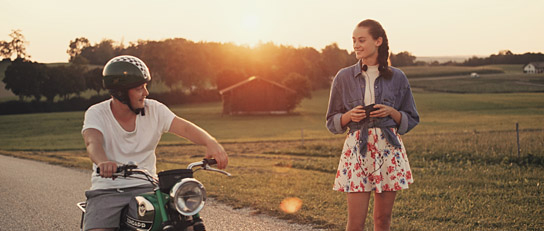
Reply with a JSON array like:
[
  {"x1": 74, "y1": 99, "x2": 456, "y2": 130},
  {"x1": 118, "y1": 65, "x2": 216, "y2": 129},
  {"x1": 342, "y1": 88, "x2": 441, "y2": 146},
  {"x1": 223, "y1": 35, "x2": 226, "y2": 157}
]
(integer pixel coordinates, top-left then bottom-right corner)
[
  {"x1": 373, "y1": 191, "x2": 397, "y2": 231},
  {"x1": 346, "y1": 192, "x2": 371, "y2": 231}
]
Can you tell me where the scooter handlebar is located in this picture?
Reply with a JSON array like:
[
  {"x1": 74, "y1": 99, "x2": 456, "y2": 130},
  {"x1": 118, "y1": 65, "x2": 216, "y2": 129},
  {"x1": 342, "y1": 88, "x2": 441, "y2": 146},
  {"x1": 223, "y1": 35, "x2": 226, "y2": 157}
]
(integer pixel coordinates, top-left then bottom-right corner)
[
  {"x1": 203, "y1": 158, "x2": 217, "y2": 166},
  {"x1": 96, "y1": 162, "x2": 137, "y2": 174}
]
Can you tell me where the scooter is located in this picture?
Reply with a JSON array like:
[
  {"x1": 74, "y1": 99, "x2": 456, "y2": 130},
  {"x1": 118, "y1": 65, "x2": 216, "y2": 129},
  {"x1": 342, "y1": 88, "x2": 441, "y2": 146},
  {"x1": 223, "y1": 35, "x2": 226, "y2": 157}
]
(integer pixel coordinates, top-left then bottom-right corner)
[{"x1": 77, "y1": 159, "x2": 231, "y2": 231}]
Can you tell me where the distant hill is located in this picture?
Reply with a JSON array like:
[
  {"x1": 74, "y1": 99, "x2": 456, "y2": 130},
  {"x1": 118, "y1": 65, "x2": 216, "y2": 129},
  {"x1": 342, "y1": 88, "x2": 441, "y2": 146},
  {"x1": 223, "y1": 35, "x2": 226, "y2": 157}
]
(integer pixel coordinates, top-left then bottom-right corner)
[{"x1": 415, "y1": 55, "x2": 482, "y2": 64}]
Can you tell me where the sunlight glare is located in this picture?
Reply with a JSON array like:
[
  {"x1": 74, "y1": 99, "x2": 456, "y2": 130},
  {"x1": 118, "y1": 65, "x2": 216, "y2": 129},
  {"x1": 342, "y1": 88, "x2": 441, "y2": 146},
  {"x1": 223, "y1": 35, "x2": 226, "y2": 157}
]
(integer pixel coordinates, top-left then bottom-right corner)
[
  {"x1": 280, "y1": 197, "x2": 302, "y2": 214},
  {"x1": 242, "y1": 14, "x2": 259, "y2": 31},
  {"x1": 239, "y1": 13, "x2": 262, "y2": 46}
]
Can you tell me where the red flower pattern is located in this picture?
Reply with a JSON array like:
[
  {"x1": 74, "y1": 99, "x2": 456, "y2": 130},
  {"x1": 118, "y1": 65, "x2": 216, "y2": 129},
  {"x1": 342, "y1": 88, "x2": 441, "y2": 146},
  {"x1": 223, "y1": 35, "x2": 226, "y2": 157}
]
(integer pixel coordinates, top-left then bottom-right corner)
[
  {"x1": 333, "y1": 129, "x2": 413, "y2": 193},
  {"x1": 394, "y1": 182, "x2": 401, "y2": 191},
  {"x1": 383, "y1": 184, "x2": 391, "y2": 191},
  {"x1": 344, "y1": 149, "x2": 351, "y2": 158},
  {"x1": 388, "y1": 166, "x2": 395, "y2": 173}
]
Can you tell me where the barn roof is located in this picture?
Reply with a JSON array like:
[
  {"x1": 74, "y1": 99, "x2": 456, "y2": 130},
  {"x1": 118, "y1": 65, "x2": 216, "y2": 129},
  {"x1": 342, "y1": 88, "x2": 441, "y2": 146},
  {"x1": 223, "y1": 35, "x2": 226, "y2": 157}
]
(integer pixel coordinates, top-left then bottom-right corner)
[
  {"x1": 219, "y1": 76, "x2": 296, "y2": 95},
  {"x1": 524, "y1": 62, "x2": 544, "y2": 69}
]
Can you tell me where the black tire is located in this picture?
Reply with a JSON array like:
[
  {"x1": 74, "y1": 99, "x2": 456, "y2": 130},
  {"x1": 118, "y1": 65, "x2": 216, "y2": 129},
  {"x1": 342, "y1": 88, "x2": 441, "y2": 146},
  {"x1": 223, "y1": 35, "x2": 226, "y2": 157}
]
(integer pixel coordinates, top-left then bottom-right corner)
[{"x1": 193, "y1": 222, "x2": 206, "y2": 231}]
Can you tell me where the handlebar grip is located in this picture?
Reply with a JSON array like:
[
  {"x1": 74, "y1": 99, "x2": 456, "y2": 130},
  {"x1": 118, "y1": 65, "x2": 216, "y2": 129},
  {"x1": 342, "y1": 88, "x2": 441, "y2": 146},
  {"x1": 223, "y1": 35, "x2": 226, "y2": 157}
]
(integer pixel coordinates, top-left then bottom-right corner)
[
  {"x1": 203, "y1": 158, "x2": 217, "y2": 166},
  {"x1": 96, "y1": 165, "x2": 123, "y2": 174}
]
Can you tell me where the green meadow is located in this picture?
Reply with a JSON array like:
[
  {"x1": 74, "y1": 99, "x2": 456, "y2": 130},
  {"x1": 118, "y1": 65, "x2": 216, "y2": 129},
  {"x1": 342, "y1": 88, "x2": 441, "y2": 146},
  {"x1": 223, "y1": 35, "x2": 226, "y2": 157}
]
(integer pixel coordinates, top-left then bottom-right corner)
[
  {"x1": 402, "y1": 65, "x2": 505, "y2": 78},
  {"x1": 1, "y1": 89, "x2": 542, "y2": 151},
  {"x1": 0, "y1": 67, "x2": 543, "y2": 230}
]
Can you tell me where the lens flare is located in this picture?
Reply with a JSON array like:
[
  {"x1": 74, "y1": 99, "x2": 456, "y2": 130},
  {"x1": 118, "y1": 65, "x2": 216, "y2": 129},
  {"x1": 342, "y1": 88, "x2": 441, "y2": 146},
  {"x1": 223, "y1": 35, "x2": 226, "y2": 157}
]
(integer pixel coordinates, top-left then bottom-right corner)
[{"x1": 280, "y1": 197, "x2": 302, "y2": 214}]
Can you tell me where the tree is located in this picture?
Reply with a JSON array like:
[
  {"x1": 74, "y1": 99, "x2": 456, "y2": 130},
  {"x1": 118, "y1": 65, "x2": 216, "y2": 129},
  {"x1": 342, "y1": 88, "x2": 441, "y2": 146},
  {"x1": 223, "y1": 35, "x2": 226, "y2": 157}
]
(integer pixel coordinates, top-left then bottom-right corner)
[
  {"x1": 77, "y1": 39, "x2": 117, "y2": 65},
  {"x1": 84, "y1": 68, "x2": 104, "y2": 94},
  {"x1": 281, "y1": 72, "x2": 311, "y2": 111},
  {"x1": 40, "y1": 64, "x2": 87, "y2": 102},
  {"x1": 67, "y1": 37, "x2": 90, "y2": 64},
  {"x1": 0, "y1": 29, "x2": 29, "y2": 60},
  {"x1": 498, "y1": 50, "x2": 513, "y2": 56},
  {"x1": 215, "y1": 68, "x2": 247, "y2": 91},
  {"x1": 390, "y1": 51, "x2": 416, "y2": 66},
  {"x1": 0, "y1": 41, "x2": 12, "y2": 59},
  {"x1": 59, "y1": 65, "x2": 87, "y2": 100},
  {"x1": 8, "y1": 30, "x2": 29, "y2": 60},
  {"x1": 3, "y1": 58, "x2": 45, "y2": 102},
  {"x1": 320, "y1": 43, "x2": 354, "y2": 83},
  {"x1": 41, "y1": 66, "x2": 62, "y2": 103}
]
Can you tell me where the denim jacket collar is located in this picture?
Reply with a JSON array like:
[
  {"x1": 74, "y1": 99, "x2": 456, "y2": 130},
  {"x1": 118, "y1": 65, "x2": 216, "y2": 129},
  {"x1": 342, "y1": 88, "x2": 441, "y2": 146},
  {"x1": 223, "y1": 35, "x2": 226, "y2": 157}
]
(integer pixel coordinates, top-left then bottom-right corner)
[{"x1": 352, "y1": 60, "x2": 363, "y2": 78}]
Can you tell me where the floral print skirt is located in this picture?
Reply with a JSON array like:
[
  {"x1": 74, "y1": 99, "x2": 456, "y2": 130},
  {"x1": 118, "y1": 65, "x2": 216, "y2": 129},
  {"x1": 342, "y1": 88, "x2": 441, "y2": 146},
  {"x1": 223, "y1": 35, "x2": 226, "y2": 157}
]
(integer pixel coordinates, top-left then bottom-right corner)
[{"x1": 333, "y1": 128, "x2": 413, "y2": 193}]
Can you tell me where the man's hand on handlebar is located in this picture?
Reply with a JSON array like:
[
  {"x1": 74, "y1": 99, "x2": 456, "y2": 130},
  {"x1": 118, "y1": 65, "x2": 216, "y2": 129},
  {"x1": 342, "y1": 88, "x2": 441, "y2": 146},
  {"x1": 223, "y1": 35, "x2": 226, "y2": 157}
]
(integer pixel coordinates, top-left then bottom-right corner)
[
  {"x1": 205, "y1": 141, "x2": 228, "y2": 170},
  {"x1": 97, "y1": 161, "x2": 118, "y2": 179}
]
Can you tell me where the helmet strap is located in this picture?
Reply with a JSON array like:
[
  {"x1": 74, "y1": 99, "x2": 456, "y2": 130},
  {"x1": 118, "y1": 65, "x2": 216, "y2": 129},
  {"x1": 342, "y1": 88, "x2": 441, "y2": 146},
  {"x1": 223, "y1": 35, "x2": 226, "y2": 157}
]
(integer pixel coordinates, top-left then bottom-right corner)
[{"x1": 110, "y1": 89, "x2": 146, "y2": 116}]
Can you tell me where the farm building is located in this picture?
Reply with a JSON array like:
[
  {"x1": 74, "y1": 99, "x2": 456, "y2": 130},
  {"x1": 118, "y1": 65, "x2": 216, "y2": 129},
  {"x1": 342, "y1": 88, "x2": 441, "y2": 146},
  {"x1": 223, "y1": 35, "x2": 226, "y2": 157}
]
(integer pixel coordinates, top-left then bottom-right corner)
[
  {"x1": 523, "y1": 62, "x2": 544, "y2": 74},
  {"x1": 219, "y1": 76, "x2": 297, "y2": 115}
]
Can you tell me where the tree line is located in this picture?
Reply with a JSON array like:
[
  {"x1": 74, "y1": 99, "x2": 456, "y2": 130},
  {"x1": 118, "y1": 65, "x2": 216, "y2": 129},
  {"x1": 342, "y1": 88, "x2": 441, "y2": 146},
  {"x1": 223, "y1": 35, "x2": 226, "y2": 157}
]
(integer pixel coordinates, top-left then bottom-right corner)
[
  {"x1": 462, "y1": 50, "x2": 544, "y2": 66},
  {"x1": 2, "y1": 31, "x2": 361, "y2": 107},
  {"x1": 2, "y1": 30, "x2": 544, "y2": 108},
  {"x1": 66, "y1": 37, "x2": 357, "y2": 91},
  {"x1": 1, "y1": 59, "x2": 101, "y2": 102}
]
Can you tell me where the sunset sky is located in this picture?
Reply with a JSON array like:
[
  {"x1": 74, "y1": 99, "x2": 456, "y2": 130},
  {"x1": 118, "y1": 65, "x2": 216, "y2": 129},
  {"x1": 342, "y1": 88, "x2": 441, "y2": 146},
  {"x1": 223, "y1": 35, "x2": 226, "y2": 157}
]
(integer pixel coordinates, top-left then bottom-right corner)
[{"x1": 1, "y1": 0, "x2": 542, "y2": 63}]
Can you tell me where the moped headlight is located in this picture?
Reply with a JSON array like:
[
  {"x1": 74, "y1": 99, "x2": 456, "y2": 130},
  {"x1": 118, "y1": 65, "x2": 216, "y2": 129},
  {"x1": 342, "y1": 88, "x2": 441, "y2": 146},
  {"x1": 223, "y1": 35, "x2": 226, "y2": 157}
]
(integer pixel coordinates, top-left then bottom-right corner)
[{"x1": 170, "y1": 178, "x2": 206, "y2": 216}]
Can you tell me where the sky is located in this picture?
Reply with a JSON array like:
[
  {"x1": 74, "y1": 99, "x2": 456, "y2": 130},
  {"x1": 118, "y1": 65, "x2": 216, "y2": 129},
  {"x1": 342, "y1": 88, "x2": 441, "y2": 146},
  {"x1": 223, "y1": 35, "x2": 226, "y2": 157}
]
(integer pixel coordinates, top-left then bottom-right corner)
[{"x1": 1, "y1": 0, "x2": 543, "y2": 63}]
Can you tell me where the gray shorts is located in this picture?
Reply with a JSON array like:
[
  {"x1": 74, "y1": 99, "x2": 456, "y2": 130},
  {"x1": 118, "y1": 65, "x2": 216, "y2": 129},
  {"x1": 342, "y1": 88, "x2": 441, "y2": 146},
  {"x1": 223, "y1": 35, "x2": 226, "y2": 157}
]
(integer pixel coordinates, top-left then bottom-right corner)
[{"x1": 83, "y1": 185, "x2": 154, "y2": 231}]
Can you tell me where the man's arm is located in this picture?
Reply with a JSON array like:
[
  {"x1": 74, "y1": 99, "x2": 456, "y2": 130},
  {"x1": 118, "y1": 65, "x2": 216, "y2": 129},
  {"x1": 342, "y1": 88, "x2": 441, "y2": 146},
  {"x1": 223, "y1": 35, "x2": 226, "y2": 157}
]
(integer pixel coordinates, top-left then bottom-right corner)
[
  {"x1": 82, "y1": 128, "x2": 118, "y2": 178},
  {"x1": 168, "y1": 116, "x2": 228, "y2": 169}
]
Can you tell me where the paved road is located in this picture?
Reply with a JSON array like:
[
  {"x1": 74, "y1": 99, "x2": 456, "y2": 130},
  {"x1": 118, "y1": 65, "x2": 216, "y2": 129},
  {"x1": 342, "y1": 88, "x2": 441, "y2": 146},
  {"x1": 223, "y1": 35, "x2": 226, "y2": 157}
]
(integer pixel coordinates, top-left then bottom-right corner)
[{"x1": 0, "y1": 155, "x2": 323, "y2": 231}]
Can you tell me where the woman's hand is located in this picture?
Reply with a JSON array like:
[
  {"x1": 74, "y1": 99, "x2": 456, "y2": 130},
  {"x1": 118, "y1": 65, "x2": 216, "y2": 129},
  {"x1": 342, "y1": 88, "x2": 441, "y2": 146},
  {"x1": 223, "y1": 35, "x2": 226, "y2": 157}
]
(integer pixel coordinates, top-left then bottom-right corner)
[
  {"x1": 369, "y1": 104, "x2": 394, "y2": 118},
  {"x1": 370, "y1": 104, "x2": 401, "y2": 124},
  {"x1": 205, "y1": 140, "x2": 229, "y2": 169},
  {"x1": 349, "y1": 105, "x2": 367, "y2": 122},
  {"x1": 341, "y1": 106, "x2": 366, "y2": 126}
]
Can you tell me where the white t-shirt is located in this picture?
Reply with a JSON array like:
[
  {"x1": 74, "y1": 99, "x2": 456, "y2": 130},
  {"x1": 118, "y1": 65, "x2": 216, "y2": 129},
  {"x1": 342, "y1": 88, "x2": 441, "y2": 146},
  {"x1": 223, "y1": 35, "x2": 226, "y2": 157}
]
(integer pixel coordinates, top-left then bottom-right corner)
[
  {"x1": 363, "y1": 65, "x2": 379, "y2": 106},
  {"x1": 82, "y1": 98, "x2": 176, "y2": 190}
]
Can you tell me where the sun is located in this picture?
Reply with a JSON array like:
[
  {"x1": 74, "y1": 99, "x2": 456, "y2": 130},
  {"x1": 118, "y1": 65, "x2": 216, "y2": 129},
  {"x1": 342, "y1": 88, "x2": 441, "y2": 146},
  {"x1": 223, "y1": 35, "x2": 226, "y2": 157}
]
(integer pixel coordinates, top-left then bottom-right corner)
[
  {"x1": 238, "y1": 13, "x2": 262, "y2": 46},
  {"x1": 242, "y1": 14, "x2": 259, "y2": 31}
]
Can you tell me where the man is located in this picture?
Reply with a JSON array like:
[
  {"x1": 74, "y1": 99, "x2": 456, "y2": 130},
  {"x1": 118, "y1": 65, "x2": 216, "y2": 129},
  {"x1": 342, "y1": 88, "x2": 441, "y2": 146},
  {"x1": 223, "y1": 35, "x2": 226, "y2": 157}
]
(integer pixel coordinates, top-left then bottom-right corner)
[{"x1": 81, "y1": 55, "x2": 228, "y2": 231}]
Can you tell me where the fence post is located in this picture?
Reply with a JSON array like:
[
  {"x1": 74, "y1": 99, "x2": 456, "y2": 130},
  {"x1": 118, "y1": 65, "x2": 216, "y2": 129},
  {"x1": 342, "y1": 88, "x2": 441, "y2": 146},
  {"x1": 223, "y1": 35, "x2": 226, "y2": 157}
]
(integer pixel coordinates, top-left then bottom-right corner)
[{"x1": 516, "y1": 122, "x2": 521, "y2": 158}]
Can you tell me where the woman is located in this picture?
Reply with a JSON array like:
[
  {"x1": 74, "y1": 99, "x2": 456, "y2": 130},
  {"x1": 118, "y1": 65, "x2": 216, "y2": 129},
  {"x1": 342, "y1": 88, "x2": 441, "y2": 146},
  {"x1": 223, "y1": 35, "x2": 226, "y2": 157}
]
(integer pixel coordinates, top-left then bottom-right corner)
[{"x1": 325, "y1": 19, "x2": 419, "y2": 231}]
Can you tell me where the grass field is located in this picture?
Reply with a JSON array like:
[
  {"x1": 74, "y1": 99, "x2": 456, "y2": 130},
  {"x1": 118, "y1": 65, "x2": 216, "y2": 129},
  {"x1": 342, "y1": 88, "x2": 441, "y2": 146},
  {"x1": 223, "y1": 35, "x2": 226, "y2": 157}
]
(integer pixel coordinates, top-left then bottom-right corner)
[
  {"x1": 402, "y1": 65, "x2": 505, "y2": 78},
  {"x1": 410, "y1": 73, "x2": 544, "y2": 93},
  {"x1": 1, "y1": 66, "x2": 543, "y2": 230}
]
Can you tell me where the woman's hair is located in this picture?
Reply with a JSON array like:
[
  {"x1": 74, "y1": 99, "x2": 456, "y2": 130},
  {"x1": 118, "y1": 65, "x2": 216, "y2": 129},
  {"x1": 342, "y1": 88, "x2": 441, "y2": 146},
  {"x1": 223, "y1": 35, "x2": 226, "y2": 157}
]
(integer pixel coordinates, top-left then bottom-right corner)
[{"x1": 357, "y1": 19, "x2": 393, "y2": 79}]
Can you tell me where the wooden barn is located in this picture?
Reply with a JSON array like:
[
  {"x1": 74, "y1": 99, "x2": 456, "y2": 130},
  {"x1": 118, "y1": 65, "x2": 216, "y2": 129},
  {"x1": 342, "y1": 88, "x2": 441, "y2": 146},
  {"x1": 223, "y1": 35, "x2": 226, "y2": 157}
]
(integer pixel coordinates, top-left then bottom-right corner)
[{"x1": 219, "y1": 76, "x2": 297, "y2": 115}]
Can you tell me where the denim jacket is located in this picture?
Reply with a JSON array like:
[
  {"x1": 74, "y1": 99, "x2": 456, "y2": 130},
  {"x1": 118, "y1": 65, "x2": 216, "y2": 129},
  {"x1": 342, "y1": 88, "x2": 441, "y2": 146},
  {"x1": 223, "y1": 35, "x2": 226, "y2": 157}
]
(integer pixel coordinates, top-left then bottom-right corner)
[{"x1": 326, "y1": 60, "x2": 419, "y2": 149}]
